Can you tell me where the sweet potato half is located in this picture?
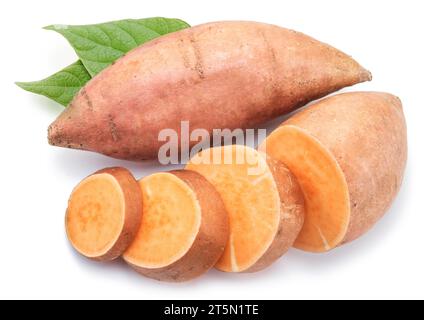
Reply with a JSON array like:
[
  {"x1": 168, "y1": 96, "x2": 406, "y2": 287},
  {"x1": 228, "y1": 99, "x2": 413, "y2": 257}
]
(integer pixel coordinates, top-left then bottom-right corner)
[
  {"x1": 48, "y1": 21, "x2": 371, "y2": 160},
  {"x1": 186, "y1": 145, "x2": 304, "y2": 272},
  {"x1": 123, "y1": 170, "x2": 228, "y2": 282},
  {"x1": 261, "y1": 92, "x2": 407, "y2": 252},
  {"x1": 65, "y1": 167, "x2": 142, "y2": 261}
]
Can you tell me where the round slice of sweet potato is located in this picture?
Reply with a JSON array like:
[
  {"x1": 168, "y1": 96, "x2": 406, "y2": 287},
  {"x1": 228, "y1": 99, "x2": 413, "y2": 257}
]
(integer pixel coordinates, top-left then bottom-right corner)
[
  {"x1": 123, "y1": 170, "x2": 228, "y2": 282},
  {"x1": 186, "y1": 145, "x2": 304, "y2": 273},
  {"x1": 65, "y1": 167, "x2": 142, "y2": 261}
]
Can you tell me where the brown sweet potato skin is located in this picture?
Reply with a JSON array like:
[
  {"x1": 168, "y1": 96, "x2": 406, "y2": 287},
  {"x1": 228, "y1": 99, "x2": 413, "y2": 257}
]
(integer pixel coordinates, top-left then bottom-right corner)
[
  {"x1": 126, "y1": 170, "x2": 229, "y2": 282},
  {"x1": 283, "y1": 92, "x2": 407, "y2": 243},
  {"x1": 48, "y1": 21, "x2": 371, "y2": 160},
  {"x1": 66, "y1": 167, "x2": 142, "y2": 261},
  {"x1": 245, "y1": 157, "x2": 304, "y2": 272}
]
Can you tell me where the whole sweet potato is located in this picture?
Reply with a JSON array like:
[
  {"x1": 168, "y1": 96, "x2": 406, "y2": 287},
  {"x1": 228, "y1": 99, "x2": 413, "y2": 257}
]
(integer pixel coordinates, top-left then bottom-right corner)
[{"x1": 48, "y1": 21, "x2": 371, "y2": 160}]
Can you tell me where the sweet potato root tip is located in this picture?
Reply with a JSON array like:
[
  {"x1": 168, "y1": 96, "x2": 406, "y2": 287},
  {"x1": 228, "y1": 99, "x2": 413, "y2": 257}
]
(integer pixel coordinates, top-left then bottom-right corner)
[
  {"x1": 65, "y1": 167, "x2": 142, "y2": 261},
  {"x1": 123, "y1": 170, "x2": 228, "y2": 282},
  {"x1": 48, "y1": 123, "x2": 63, "y2": 147},
  {"x1": 262, "y1": 92, "x2": 407, "y2": 252},
  {"x1": 186, "y1": 145, "x2": 304, "y2": 272},
  {"x1": 360, "y1": 69, "x2": 373, "y2": 82}
]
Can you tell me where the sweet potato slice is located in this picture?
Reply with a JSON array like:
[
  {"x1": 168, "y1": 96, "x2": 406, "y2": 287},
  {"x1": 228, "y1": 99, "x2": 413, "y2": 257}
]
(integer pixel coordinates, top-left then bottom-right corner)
[
  {"x1": 66, "y1": 167, "x2": 142, "y2": 261},
  {"x1": 262, "y1": 92, "x2": 407, "y2": 252},
  {"x1": 186, "y1": 145, "x2": 304, "y2": 272},
  {"x1": 123, "y1": 170, "x2": 228, "y2": 282}
]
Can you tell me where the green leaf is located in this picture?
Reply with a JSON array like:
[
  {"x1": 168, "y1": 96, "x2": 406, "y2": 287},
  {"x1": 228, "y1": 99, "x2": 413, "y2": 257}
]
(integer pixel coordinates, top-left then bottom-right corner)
[
  {"x1": 44, "y1": 17, "x2": 190, "y2": 76},
  {"x1": 16, "y1": 60, "x2": 91, "y2": 106},
  {"x1": 17, "y1": 17, "x2": 190, "y2": 107}
]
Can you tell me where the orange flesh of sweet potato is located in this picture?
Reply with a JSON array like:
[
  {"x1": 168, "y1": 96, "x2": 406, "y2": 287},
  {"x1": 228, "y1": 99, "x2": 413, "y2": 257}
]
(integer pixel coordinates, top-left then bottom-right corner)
[
  {"x1": 124, "y1": 173, "x2": 201, "y2": 268},
  {"x1": 66, "y1": 168, "x2": 142, "y2": 261},
  {"x1": 262, "y1": 92, "x2": 407, "y2": 252},
  {"x1": 66, "y1": 174, "x2": 125, "y2": 257},
  {"x1": 186, "y1": 145, "x2": 304, "y2": 272},
  {"x1": 123, "y1": 170, "x2": 228, "y2": 282},
  {"x1": 262, "y1": 126, "x2": 350, "y2": 252}
]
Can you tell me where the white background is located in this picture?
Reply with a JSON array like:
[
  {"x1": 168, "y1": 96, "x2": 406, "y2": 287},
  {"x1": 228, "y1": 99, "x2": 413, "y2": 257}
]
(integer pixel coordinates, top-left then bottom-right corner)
[{"x1": 0, "y1": 0, "x2": 423, "y2": 300}]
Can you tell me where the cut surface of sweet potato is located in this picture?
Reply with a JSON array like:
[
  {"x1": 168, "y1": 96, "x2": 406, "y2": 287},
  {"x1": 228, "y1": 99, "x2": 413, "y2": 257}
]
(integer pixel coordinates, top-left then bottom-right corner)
[
  {"x1": 262, "y1": 92, "x2": 407, "y2": 252},
  {"x1": 123, "y1": 170, "x2": 228, "y2": 282},
  {"x1": 125, "y1": 173, "x2": 201, "y2": 268},
  {"x1": 262, "y1": 126, "x2": 350, "y2": 252},
  {"x1": 66, "y1": 167, "x2": 142, "y2": 261},
  {"x1": 186, "y1": 145, "x2": 304, "y2": 272}
]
